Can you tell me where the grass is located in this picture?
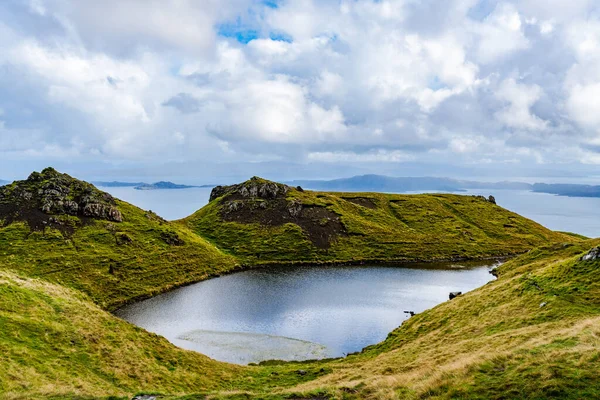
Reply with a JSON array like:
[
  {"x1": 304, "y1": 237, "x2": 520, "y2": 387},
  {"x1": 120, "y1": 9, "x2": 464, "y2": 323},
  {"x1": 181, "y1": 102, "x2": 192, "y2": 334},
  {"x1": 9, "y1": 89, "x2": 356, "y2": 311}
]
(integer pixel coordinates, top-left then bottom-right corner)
[
  {"x1": 184, "y1": 184, "x2": 574, "y2": 265},
  {"x1": 1, "y1": 173, "x2": 599, "y2": 399},
  {"x1": 0, "y1": 200, "x2": 238, "y2": 311}
]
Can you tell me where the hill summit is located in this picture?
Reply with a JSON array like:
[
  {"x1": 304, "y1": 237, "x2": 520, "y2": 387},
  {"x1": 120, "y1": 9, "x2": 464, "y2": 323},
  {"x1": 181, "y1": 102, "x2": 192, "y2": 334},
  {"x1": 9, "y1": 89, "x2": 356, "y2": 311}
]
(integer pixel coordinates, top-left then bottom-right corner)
[
  {"x1": 185, "y1": 176, "x2": 575, "y2": 264},
  {"x1": 0, "y1": 167, "x2": 122, "y2": 232}
]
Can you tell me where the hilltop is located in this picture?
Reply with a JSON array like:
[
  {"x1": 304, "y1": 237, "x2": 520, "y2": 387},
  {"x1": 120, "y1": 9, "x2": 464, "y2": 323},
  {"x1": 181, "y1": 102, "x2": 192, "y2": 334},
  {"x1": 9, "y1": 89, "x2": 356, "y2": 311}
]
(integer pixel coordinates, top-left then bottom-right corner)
[
  {"x1": 184, "y1": 177, "x2": 574, "y2": 265},
  {"x1": 0, "y1": 168, "x2": 236, "y2": 310}
]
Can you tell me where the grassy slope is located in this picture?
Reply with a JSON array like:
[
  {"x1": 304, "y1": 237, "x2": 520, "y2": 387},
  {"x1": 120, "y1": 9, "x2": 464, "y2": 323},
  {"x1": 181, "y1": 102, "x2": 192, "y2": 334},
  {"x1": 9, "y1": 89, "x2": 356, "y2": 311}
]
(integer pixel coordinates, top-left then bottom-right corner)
[
  {"x1": 0, "y1": 270, "x2": 340, "y2": 400},
  {"x1": 3, "y1": 239, "x2": 599, "y2": 399},
  {"x1": 0, "y1": 200, "x2": 237, "y2": 311},
  {"x1": 266, "y1": 239, "x2": 600, "y2": 400},
  {"x1": 185, "y1": 188, "x2": 573, "y2": 264}
]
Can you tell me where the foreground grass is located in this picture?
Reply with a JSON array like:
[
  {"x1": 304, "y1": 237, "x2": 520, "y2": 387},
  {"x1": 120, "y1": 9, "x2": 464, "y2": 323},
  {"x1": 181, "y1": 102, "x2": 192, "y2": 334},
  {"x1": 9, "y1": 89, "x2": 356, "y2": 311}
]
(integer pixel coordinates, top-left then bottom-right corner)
[
  {"x1": 0, "y1": 200, "x2": 237, "y2": 311},
  {"x1": 0, "y1": 269, "x2": 338, "y2": 399},
  {"x1": 185, "y1": 186, "x2": 574, "y2": 265}
]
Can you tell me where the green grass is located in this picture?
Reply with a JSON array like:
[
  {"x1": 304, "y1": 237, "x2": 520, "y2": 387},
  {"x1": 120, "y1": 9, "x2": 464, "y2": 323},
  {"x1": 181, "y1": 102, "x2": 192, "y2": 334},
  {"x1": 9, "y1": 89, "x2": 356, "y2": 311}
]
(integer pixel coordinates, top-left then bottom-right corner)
[
  {"x1": 1, "y1": 173, "x2": 599, "y2": 399},
  {"x1": 0, "y1": 200, "x2": 238, "y2": 311},
  {"x1": 184, "y1": 186, "x2": 574, "y2": 265}
]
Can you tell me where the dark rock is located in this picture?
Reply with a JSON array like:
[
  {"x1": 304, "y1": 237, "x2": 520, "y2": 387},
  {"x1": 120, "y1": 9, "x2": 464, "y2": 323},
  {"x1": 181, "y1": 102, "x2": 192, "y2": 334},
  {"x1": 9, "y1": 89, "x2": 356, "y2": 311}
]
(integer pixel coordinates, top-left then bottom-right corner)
[
  {"x1": 296, "y1": 369, "x2": 307, "y2": 376},
  {"x1": 82, "y1": 203, "x2": 122, "y2": 222},
  {"x1": 116, "y1": 232, "x2": 133, "y2": 245},
  {"x1": 449, "y1": 291, "x2": 462, "y2": 300},
  {"x1": 580, "y1": 247, "x2": 600, "y2": 261},
  {"x1": 209, "y1": 177, "x2": 291, "y2": 202},
  {"x1": 404, "y1": 311, "x2": 415, "y2": 317},
  {"x1": 288, "y1": 199, "x2": 303, "y2": 217},
  {"x1": 296, "y1": 186, "x2": 304, "y2": 192},
  {"x1": 488, "y1": 195, "x2": 496, "y2": 204},
  {"x1": 160, "y1": 230, "x2": 185, "y2": 246},
  {"x1": 0, "y1": 167, "x2": 124, "y2": 232}
]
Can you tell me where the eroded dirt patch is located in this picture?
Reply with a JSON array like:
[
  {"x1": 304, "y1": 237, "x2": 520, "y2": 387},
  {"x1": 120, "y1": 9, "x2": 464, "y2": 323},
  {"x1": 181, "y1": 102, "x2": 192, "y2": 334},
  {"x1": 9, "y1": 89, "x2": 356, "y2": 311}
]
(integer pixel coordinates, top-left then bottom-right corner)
[{"x1": 219, "y1": 197, "x2": 345, "y2": 248}]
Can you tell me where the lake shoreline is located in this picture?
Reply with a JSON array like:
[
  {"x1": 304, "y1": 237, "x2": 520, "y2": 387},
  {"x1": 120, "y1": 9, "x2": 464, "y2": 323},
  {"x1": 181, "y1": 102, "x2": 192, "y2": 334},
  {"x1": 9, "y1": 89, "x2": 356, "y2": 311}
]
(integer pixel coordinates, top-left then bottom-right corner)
[{"x1": 111, "y1": 253, "x2": 510, "y2": 313}]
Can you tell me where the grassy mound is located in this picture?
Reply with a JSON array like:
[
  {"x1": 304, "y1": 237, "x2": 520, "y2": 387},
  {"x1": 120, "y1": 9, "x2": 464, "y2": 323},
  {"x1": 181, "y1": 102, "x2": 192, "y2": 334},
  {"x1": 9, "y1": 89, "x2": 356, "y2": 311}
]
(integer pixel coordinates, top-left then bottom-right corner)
[
  {"x1": 0, "y1": 169, "x2": 237, "y2": 310},
  {"x1": 184, "y1": 177, "x2": 574, "y2": 265}
]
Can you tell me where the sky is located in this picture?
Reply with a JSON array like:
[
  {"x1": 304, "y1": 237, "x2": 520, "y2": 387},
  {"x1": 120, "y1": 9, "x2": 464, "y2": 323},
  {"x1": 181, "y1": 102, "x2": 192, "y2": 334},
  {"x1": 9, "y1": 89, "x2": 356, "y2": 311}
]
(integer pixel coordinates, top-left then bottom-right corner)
[{"x1": 1, "y1": 0, "x2": 600, "y2": 184}]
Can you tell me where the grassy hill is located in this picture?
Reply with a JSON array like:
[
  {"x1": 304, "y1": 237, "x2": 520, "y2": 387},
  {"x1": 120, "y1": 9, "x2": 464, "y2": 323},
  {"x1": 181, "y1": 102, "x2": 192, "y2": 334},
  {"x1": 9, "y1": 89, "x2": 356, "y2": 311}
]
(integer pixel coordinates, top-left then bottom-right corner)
[
  {"x1": 2, "y1": 235, "x2": 599, "y2": 399},
  {"x1": 2, "y1": 170, "x2": 599, "y2": 399},
  {"x1": 184, "y1": 177, "x2": 574, "y2": 265},
  {"x1": 0, "y1": 168, "x2": 237, "y2": 310}
]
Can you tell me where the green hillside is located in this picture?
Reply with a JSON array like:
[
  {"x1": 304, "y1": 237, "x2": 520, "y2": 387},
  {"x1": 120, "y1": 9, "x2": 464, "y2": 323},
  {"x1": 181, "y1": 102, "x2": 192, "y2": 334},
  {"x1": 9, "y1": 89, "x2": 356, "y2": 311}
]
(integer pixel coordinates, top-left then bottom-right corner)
[
  {"x1": 2, "y1": 235, "x2": 599, "y2": 399},
  {"x1": 184, "y1": 177, "x2": 573, "y2": 265},
  {"x1": 0, "y1": 168, "x2": 237, "y2": 310},
  {"x1": 1, "y1": 170, "x2": 598, "y2": 400}
]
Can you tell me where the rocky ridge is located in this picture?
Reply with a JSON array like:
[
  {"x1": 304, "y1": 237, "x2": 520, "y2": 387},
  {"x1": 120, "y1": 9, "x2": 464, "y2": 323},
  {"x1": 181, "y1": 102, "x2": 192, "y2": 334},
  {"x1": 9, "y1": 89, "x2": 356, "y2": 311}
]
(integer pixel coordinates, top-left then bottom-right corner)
[
  {"x1": 208, "y1": 177, "x2": 344, "y2": 248},
  {"x1": 0, "y1": 167, "x2": 122, "y2": 231}
]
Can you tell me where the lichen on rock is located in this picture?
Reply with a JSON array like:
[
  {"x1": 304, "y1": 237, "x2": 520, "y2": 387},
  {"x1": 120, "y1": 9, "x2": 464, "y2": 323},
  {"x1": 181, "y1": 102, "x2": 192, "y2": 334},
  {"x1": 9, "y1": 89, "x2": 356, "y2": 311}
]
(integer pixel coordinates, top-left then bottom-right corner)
[{"x1": 0, "y1": 167, "x2": 123, "y2": 232}]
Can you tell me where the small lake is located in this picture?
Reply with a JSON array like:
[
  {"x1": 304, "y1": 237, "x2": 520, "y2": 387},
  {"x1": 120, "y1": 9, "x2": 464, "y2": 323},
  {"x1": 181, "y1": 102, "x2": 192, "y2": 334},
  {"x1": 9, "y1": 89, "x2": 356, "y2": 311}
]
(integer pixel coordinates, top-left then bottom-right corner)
[{"x1": 116, "y1": 261, "x2": 497, "y2": 364}]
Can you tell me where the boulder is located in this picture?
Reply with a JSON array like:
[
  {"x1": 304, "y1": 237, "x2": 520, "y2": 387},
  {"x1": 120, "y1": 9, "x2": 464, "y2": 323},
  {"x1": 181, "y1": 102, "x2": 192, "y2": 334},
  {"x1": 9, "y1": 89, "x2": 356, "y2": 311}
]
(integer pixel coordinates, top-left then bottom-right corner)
[
  {"x1": 449, "y1": 291, "x2": 462, "y2": 300},
  {"x1": 580, "y1": 247, "x2": 600, "y2": 261},
  {"x1": 488, "y1": 195, "x2": 496, "y2": 204}
]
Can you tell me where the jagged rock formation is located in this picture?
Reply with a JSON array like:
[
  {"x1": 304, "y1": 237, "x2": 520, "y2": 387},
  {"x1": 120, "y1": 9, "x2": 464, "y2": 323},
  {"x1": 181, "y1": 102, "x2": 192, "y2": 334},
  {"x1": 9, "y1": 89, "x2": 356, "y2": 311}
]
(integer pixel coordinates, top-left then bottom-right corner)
[
  {"x1": 0, "y1": 167, "x2": 122, "y2": 231},
  {"x1": 580, "y1": 247, "x2": 600, "y2": 261},
  {"x1": 208, "y1": 177, "x2": 344, "y2": 248},
  {"x1": 209, "y1": 177, "x2": 291, "y2": 202}
]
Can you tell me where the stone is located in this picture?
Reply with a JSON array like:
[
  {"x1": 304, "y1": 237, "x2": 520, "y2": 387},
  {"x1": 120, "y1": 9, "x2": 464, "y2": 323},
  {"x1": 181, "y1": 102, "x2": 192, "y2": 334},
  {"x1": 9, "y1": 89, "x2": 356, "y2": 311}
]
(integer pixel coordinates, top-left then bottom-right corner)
[
  {"x1": 288, "y1": 199, "x2": 303, "y2": 217},
  {"x1": 209, "y1": 177, "x2": 291, "y2": 202},
  {"x1": 449, "y1": 291, "x2": 462, "y2": 300},
  {"x1": 296, "y1": 369, "x2": 307, "y2": 376},
  {"x1": 580, "y1": 247, "x2": 600, "y2": 261},
  {"x1": 160, "y1": 230, "x2": 184, "y2": 246},
  {"x1": 488, "y1": 195, "x2": 496, "y2": 204},
  {"x1": 540, "y1": 302, "x2": 547, "y2": 308}
]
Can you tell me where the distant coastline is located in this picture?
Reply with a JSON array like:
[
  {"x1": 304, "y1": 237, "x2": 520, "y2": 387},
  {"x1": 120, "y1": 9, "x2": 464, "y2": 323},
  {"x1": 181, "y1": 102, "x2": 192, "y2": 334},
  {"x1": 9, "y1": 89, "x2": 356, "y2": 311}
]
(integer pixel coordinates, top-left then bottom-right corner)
[
  {"x1": 93, "y1": 181, "x2": 215, "y2": 190},
  {"x1": 288, "y1": 175, "x2": 600, "y2": 198}
]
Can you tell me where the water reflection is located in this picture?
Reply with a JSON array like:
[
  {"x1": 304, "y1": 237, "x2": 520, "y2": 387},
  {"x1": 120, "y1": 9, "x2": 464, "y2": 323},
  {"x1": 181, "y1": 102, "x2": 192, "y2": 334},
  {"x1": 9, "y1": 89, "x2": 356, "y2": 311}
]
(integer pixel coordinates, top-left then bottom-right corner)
[{"x1": 116, "y1": 262, "x2": 498, "y2": 364}]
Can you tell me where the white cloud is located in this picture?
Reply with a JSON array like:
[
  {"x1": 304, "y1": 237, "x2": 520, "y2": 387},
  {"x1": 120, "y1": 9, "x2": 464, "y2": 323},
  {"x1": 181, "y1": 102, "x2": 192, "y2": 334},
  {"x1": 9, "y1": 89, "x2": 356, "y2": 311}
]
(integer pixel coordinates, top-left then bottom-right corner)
[
  {"x1": 307, "y1": 149, "x2": 415, "y2": 163},
  {"x1": 474, "y1": 3, "x2": 530, "y2": 63},
  {"x1": 495, "y1": 78, "x2": 547, "y2": 130},
  {"x1": 0, "y1": 0, "x2": 600, "y2": 176}
]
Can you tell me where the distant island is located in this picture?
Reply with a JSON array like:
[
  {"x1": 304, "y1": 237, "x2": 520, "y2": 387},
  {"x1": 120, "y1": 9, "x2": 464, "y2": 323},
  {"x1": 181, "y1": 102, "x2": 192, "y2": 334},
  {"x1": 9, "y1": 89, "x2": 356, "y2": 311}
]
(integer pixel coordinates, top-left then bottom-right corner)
[
  {"x1": 288, "y1": 175, "x2": 600, "y2": 198},
  {"x1": 532, "y1": 183, "x2": 600, "y2": 198},
  {"x1": 92, "y1": 175, "x2": 600, "y2": 197},
  {"x1": 94, "y1": 181, "x2": 215, "y2": 190}
]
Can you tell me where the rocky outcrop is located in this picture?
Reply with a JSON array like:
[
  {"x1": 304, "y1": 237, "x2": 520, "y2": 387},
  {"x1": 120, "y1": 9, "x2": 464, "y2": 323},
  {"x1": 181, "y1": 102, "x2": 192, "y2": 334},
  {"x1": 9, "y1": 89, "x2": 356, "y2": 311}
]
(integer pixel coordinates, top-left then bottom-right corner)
[
  {"x1": 581, "y1": 247, "x2": 600, "y2": 261},
  {"x1": 209, "y1": 177, "x2": 291, "y2": 202},
  {"x1": 210, "y1": 177, "x2": 345, "y2": 249},
  {"x1": 0, "y1": 167, "x2": 123, "y2": 231}
]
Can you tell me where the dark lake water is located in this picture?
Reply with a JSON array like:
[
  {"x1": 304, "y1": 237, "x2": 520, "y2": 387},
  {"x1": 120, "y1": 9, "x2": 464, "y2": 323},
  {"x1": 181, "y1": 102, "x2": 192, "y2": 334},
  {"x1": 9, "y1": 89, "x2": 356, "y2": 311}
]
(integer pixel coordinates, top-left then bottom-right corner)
[{"x1": 116, "y1": 262, "x2": 497, "y2": 364}]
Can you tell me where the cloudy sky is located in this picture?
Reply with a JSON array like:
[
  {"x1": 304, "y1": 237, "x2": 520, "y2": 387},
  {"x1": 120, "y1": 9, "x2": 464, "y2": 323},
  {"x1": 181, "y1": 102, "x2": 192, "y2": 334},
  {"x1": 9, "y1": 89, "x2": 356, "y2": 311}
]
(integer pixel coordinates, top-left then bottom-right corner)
[{"x1": 1, "y1": 0, "x2": 600, "y2": 183}]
